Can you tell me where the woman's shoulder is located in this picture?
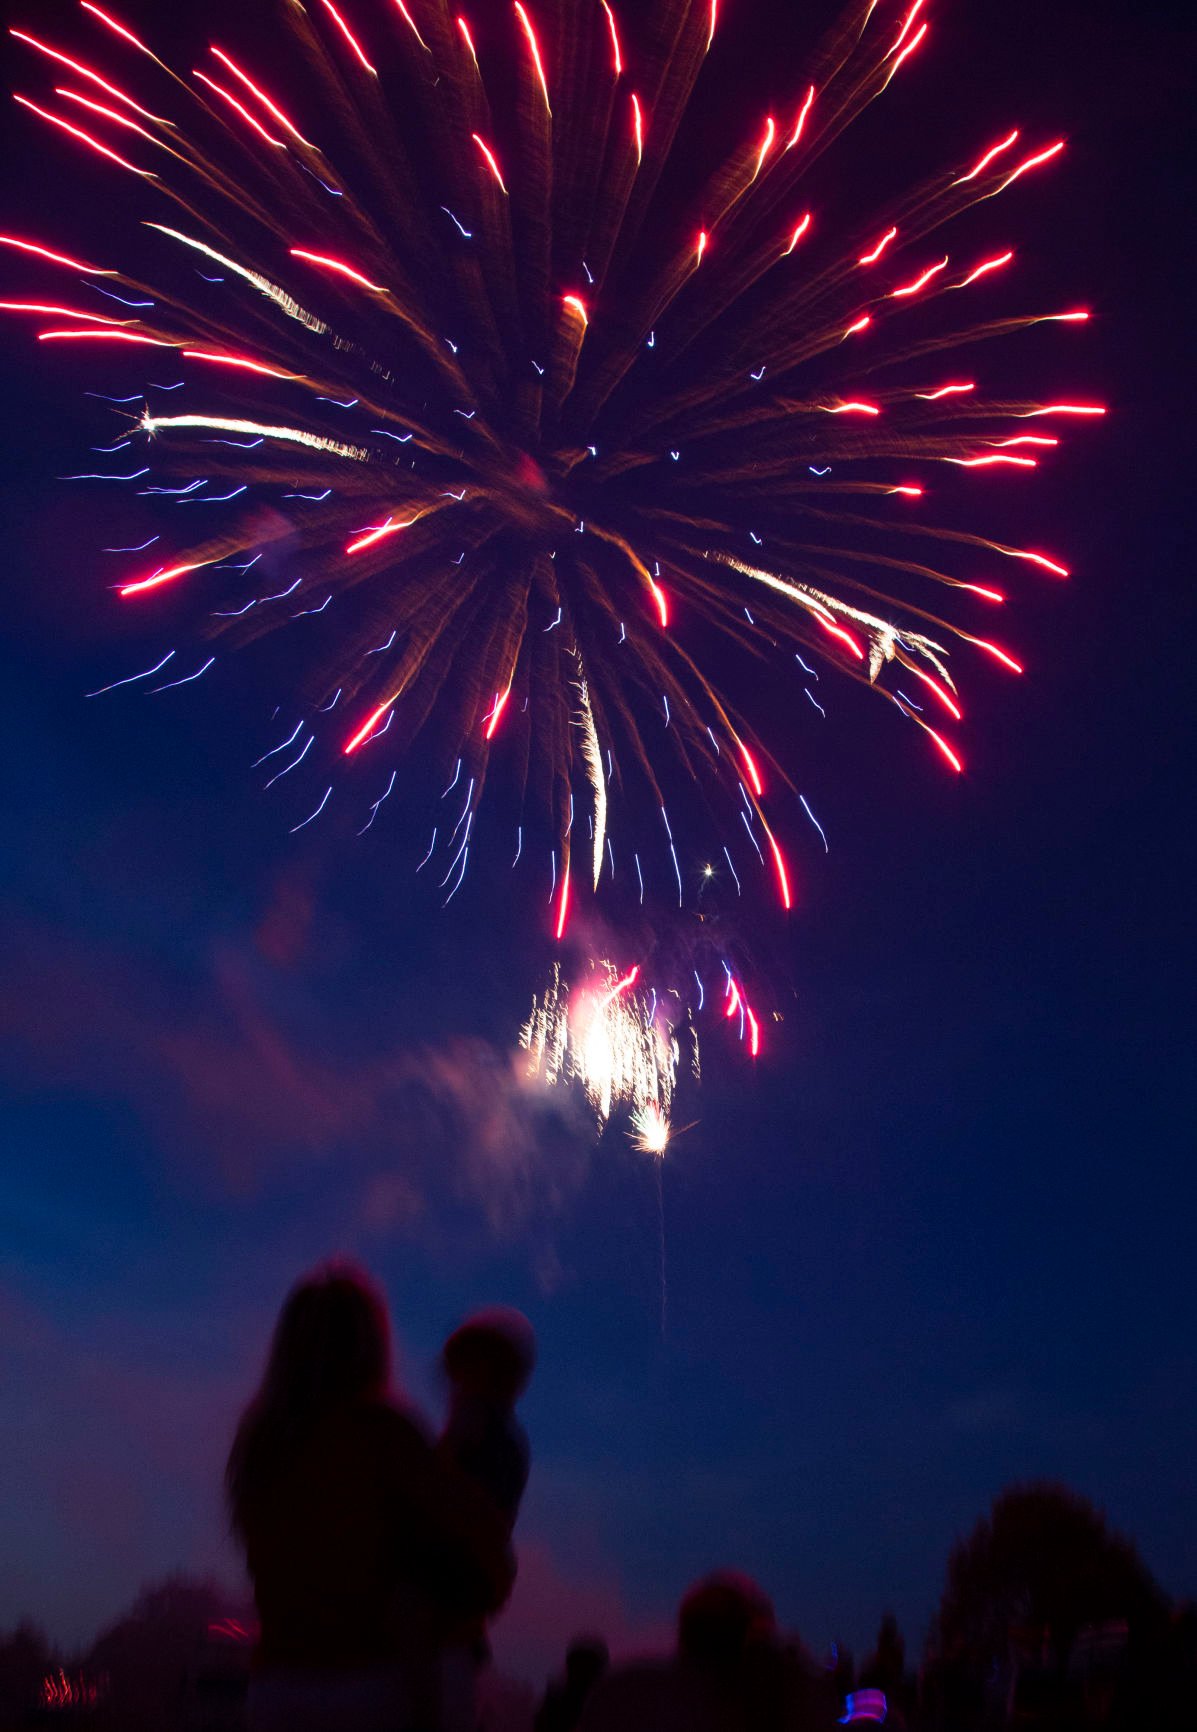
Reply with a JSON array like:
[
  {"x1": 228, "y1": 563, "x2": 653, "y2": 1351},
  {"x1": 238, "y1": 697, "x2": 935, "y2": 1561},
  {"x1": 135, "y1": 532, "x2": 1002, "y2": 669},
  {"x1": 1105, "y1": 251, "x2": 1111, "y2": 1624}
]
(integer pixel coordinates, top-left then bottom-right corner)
[{"x1": 353, "y1": 1396, "x2": 435, "y2": 1452}]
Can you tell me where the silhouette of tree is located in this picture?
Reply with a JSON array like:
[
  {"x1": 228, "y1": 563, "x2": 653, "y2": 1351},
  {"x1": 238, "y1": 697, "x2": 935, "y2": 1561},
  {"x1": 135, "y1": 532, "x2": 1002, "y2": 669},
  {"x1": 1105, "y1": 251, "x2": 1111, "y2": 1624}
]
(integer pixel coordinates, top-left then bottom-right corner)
[
  {"x1": 0, "y1": 1620, "x2": 55, "y2": 1725},
  {"x1": 859, "y1": 1612, "x2": 910, "y2": 1724},
  {"x1": 932, "y1": 1481, "x2": 1168, "y2": 1675},
  {"x1": 85, "y1": 1574, "x2": 251, "y2": 1731}
]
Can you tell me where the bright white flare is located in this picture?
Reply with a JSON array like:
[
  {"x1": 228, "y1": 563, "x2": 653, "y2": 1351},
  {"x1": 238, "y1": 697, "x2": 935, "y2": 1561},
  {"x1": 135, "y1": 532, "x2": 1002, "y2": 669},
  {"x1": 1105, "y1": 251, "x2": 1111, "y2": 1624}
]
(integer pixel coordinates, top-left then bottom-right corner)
[{"x1": 520, "y1": 961, "x2": 678, "y2": 1148}]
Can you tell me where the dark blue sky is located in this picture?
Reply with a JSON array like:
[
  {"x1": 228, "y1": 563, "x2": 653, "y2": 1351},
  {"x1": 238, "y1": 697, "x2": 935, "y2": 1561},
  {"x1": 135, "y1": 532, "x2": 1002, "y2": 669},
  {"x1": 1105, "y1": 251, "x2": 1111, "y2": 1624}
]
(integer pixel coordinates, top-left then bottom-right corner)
[{"x1": 1, "y1": 0, "x2": 1193, "y2": 1685}]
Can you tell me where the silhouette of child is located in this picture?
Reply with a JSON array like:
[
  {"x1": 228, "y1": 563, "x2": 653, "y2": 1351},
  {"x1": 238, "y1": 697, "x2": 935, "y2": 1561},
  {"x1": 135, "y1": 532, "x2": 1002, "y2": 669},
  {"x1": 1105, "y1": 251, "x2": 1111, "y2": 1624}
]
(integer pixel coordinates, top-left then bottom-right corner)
[
  {"x1": 439, "y1": 1306, "x2": 535, "y2": 1533},
  {"x1": 436, "y1": 1307, "x2": 536, "y2": 1731}
]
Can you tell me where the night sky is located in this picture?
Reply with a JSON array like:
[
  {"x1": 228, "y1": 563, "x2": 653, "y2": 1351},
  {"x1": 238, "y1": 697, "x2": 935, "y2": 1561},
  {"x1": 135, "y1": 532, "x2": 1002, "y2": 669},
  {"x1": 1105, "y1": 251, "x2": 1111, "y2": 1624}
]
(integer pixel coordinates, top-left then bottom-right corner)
[{"x1": 1, "y1": 0, "x2": 1193, "y2": 1687}]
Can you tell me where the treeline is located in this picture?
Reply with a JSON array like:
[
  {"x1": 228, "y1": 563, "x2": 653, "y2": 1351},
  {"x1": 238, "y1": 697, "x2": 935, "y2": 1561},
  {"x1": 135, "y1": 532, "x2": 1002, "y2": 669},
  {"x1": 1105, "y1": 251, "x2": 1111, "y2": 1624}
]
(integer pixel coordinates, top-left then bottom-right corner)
[{"x1": 2, "y1": 1482, "x2": 1194, "y2": 1730}]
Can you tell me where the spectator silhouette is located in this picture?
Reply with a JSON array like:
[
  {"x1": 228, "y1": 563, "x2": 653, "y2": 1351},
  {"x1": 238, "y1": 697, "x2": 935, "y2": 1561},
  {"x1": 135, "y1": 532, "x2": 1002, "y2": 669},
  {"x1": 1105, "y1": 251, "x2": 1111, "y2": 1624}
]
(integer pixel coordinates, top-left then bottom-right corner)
[
  {"x1": 435, "y1": 1305, "x2": 536, "y2": 1731},
  {"x1": 534, "y1": 1636, "x2": 609, "y2": 1732},
  {"x1": 227, "y1": 1263, "x2": 514, "y2": 1731},
  {"x1": 578, "y1": 1570, "x2": 839, "y2": 1731},
  {"x1": 439, "y1": 1306, "x2": 536, "y2": 1533}
]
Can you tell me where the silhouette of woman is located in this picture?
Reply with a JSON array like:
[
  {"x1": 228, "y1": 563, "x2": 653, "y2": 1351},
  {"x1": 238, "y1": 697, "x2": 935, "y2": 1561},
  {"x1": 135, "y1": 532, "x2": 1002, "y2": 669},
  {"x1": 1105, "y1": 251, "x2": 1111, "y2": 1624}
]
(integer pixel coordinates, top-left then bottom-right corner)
[{"x1": 228, "y1": 1263, "x2": 514, "y2": 1731}]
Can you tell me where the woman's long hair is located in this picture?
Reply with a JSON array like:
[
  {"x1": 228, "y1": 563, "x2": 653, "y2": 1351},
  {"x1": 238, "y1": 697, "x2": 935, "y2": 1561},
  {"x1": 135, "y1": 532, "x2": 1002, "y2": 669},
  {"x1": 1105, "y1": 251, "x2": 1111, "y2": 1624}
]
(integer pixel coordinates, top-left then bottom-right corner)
[{"x1": 226, "y1": 1263, "x2": 392, "y2": 1538}]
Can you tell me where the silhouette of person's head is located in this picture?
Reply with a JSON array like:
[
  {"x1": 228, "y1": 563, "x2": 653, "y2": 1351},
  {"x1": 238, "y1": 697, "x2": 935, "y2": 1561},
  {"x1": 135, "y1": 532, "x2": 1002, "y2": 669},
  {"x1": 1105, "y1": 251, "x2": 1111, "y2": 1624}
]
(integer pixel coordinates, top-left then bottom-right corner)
[
  {"x1": 442, "y1": 1306, "x2": 536, "y2": 1407},
  {"x1": 563, "y1": 1635, "x2": 609, "y2": 1692},
  {"x1": 677, "y1": 1572, "x2": 777, "y2": 1669},
  {"x1": 264, "y1": 1263, "x2": 392, "y2": 1410},
  {"x1": 227, "y1": 1262, "x2": 392, "y2": 1532}
]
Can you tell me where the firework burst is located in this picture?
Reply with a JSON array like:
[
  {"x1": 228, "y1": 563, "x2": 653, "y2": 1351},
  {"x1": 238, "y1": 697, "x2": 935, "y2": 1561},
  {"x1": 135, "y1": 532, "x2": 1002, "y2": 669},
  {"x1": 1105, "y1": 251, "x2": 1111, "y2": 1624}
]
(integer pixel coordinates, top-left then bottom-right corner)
[
  {"x1": 520, "y1": 961, "x2": 681, "y2": 1151},
  {"x1": 3, "y1": 0, "x2": 1099, "y2": 1095}
]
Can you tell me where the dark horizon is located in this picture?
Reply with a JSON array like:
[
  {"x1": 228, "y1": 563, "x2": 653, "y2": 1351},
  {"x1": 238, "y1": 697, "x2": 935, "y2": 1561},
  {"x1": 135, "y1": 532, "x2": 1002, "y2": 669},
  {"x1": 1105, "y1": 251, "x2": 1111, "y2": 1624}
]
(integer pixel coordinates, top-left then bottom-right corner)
[{"x1": 1, "y1": 0, "x2": 1194, "y2": 1691}]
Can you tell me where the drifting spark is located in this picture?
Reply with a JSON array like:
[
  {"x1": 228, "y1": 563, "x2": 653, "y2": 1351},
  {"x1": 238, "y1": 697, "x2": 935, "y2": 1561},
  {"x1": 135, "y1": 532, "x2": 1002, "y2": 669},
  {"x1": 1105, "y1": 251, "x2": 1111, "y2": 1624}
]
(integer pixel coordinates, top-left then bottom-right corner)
[
  {"x1": 799, "y1": 794, "x2": 828, "y2": 851},
  {"x1": 290, "y1": 248, "x2": 386, "y2": 292},
  {"x1": 959, "y1": 634, "x2": 1024, "y2": 673},
  {"x1": 89, "y1": 285, "x2": 154, "y2": 308},
  {"x1": 881, "y1": 20, "x2": 927, "y2": 86},
  {"x1": 889, "y1": 0, "x2": 928, "y2": 58},
  {"x1": 13, "y1": 95, "x2": 158, "y2": 178},
  {"x1": 10, "y1": 31, "x2": 166, "y2": 123},
  {"x1": 119, "y1": 558, "x2": 211, "y2": 596},
  {"x1": 631, "y1": 92, "x2": 644, "y2": 163},
  {"x1": 0, "y1": 233, "x2": 110, "y2": 273},
  {"x1": 993, "y1": 544, "x2": 1070, "y2": 577},
  {"x1": 471, "y1": 133, "x2": 508, "y2": 193},
  {"x1": 80, "y1": 4, "x2": 154, "y2": 57},
  {"x1": 783, "y1": 212, "x2": 813, "y2": 255},
  {"x1": 739, "y1": 809, "x2": 764, "y2": 865},
  {"x1": 319, "y1": 0, "x2": 378, "y2": 75},
  {"x1": 994, "y1": 138, "x2": 1065, "y2": 192},
  {"x1": 38, "y1": 327, "x2": 168, "y2": 346},
  {"x1": 891, "y1": 256, "x2": 949, "y2": 298},
  {"x1": 599, "y1": 1, "x2": 623, "y2": 76},
  {"x1": 910, "y1": 712, "x2": 963, "y2": 773},
  {"x1": 901, "y1": 662, "x2": 961, "y2": 718},
  {"x1": 555, "y1": 863, "x2": 571, "y2": 939},
  {"x1": 345, "y1": 511, "x2": 424, "y2": 554},
  {"x1": 1, "y1": 301, "x2": 125, "y2": 323},
  {"x1": 263, "y1": 734, "x2": 314, "y2": 786},
  {"x1": 146, "y1": 225, "x2": 326, "y2": 329},
  {"x1": 575, "y1": 677, "x2": 608, "y2": 889},
  {"x1": 87, "y1": 650, "x2": 175, "y2": 695},
  {"x1": 389, "y1": 0, "x2": 430, "y2": 52},
  {"x1": 142, "y1": 412, "x2": 366, "y2": 459},
  {"x1": 957, "y1": 249, "x2": 1013, "y2": 287},
  {"x1": 751, "y1": 116, "x2": 777, "y2": 182},
  {"x1": 253, "y1": 720, "x2": 304, "y2": 766},
  {"x1": 150, "y1": 655, "x2": 215, "y2": 693},
  {"x1": 209, "y1": 48, "x2": 315, "y2": 147},
  {"x1": 344, "y1": 698, "x2": 397, "y2": 753},
  {"x1": 456, "y1": 17, "x2": 479, "y2": 67},
  {"x1": 737, "y1": 739, "x2": 764, "y2": 796},
  {"x1": 359, "y1": 769, "x2": 398, "y2": 834},
  {"x1": 761, "y1": 819, "x2": 793, "y2": 908},
  {"x1": 858, "y1": 226, "x2": 898, "y2": 265},
  {"x1": 193, "y1": 71, "x2": 287, "y2": 148},
  {"x1": 786, "y1": 85, "x2": 816, "y2": 151},
  {"x1": 954, "y1": 128, "x2": 1019, "y2": 184},
  {"x1": 53, "y1": 88, "x2": 161, "y2": 141},
  {"x1": 290, "y1": 786, "x2": 332, "y2": 832},
  {"x1": 1019, "y1": 402, "x2": 1106, "y2": 417},
  {"x1": 916, "y1": 380, "x2": 975, "y2": 399},
  {"x1": 441, "y1": 206, "x2": 472, "y2": 238},
  {"x1": 484, "y1": 683, "x2": 512, "y2": 738},
  {"x1": 514, "y1": 4, "x2": 551, "y2": 116},
  {"x1": 946, "y1": 454, "x2": 1036, "y2": 468},
  {"x1": 183, "y1": 348, "x2": 301, "y2": 380}
]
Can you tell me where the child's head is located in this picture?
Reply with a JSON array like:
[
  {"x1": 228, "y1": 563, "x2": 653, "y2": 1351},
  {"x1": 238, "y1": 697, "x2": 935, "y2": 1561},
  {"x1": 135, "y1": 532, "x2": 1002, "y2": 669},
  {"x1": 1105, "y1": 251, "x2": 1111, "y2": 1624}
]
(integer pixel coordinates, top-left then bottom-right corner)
[{"x1": 442, "y1": 1306, "x2": 536, "y2": 1405}]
